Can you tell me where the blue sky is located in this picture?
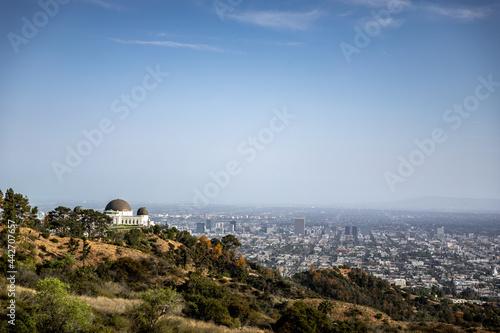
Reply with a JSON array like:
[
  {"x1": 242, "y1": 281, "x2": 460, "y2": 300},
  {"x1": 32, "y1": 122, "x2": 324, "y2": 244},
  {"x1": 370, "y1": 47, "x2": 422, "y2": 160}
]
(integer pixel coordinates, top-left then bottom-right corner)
[{"x1": 1, "y1": 0, "x2": 499, "y2": 207}]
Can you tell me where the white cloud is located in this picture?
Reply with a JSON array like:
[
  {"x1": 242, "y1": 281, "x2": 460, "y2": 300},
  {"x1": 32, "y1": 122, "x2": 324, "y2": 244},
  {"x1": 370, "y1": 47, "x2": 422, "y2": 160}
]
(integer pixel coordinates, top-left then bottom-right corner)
[
  {"x1": 110, "y1": 38, "x2": 224, "y2": 52},
  {"x1": 341, "y1": 0, "x2": 411, "y2": 9},
  {"x1": 424, "y1": 4, "x2": 492, "y2": 21},
  {"x1": 357, "y1": 15, "x2": 405, "y2": 29},
  {"x1": 228, "y1": 9, "x2": 325, "y2": 31}
]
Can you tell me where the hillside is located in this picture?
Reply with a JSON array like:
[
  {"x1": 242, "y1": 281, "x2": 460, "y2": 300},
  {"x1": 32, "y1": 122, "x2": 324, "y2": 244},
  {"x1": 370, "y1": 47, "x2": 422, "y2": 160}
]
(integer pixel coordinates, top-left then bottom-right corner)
[
  {"x1": 2, "y1": 221, "x2": 500, "y2": 333},
  {"x1": 12, "y1": 227, "x2": 182, "y2": 267}
]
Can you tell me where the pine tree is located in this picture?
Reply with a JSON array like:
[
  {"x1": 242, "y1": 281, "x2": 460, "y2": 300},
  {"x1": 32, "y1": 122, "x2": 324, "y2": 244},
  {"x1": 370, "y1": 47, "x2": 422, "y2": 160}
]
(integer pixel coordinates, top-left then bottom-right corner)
[
  {"x1": 0, "y1": 188, "x2": 39, "y2": 227},
  {"x1": 81, "y1": 237, "x2": 91, "y2": 263},
  {"x1": 68, "y1": 237, "x2": 79, "y2": 255}
]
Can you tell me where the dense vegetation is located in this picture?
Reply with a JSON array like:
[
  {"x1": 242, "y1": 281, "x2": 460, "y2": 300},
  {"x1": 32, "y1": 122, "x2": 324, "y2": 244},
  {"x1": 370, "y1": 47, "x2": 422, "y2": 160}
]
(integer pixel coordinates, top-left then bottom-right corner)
[
  {"x1": 1, "y1": 188, "x2": 500, "y2": 332},
  {"x1": 293, "y1": 266, "x2": 500, "y2": 330}
]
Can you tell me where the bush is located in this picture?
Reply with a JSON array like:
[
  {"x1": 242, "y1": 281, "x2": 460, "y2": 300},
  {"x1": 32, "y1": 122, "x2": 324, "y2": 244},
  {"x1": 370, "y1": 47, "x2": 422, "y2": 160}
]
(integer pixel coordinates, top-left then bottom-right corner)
[
  {"x1": 109, "y1": 257, "x2": 147, "y2": 283},
  {"x1": 184, "y1": 296, "x2": 235, "y2": 327},
  {"x1": 124, "y1": 229, "x2": 143, "y2": 248},
  {"x1": 39, "y1": 245, "x2": 47, "y2": 251},
  {"x1": 345, "y1": 307, "x2": 363, "y2": 317},
  {"x1": 130, "y1": 287, "x2": 182, "y2": 332},
  {"x1": 227, "y1": 300, "x2": 251, "y2": 324},
  {"x1": 50, "y1": 238, "x2": 59, "y2": 243},
  {"x1": 35, "y1": 277, "x2": 93, "y2": 332},
  {"x1": 375, "y1": 313, "x2": 383, "y2": 320},
  {"x1": 18, "y1": 265, "x2": 40, "y2": 288},
  {"x1": 273, "y1": 301, "x2": 332, "y2": 333}
]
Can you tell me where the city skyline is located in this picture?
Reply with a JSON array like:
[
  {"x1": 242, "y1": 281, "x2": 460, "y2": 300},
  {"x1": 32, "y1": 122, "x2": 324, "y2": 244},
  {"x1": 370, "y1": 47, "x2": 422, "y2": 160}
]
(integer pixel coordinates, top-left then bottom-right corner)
[{"x1": 1, "y1": 0, "x2": 499, "y2": 207}]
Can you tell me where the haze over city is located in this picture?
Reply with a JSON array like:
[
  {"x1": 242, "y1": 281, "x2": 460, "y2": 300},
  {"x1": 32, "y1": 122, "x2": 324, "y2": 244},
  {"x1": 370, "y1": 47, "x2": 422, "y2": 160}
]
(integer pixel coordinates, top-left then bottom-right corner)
[{"x1": 1, "y1": 0, "x2": 499, "y2": 208}]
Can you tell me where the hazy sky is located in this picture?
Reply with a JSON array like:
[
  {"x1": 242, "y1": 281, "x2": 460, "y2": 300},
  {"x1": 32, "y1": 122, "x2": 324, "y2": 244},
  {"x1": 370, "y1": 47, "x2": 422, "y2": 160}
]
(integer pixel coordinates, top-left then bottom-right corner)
[{"x1": 1, "y1": 0, "x2": 499, "y2": 207}]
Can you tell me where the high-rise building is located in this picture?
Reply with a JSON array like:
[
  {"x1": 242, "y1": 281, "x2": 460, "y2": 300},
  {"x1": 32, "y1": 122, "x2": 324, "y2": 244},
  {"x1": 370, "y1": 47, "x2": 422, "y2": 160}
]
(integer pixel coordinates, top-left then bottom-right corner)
[
  {"x1": 196, "y1": 222, "x2": 205, "y2": 234},
  {"x1": 344, "y1": 226, "x2": 351, "y2": 236},
  {"x1": 294, "y1": 218, "x2": 305, "y2": 235},
  {"x1": 230, "y1": 220, "x2": 236, "y2": 233},
  {"x1": 352, "y1": 226, "x2": 359, "y2": 238},
  {"x1": 206, "y1": 219, "x2": 212, "y2": 230},
  {"x1": 437, "y1": 226, "x2": 445, "y2": 240},
  {"x1": 215, "y1": 222, "x2": 224, "y2": 234}
]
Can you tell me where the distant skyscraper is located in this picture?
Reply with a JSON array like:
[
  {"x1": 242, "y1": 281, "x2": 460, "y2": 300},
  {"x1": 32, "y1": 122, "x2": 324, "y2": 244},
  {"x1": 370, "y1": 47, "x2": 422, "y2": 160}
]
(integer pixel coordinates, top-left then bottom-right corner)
[
  {"x1": 345, "y1": 226, "x2": 351, "y2": 236},
  {"x1": 230, "y1": 220, "x2": 236, "y2": 233},
  {"x1": 437, "y1": 226, "x2": 445, "y2": 240},
  {"x1": 352, "y1": 226, "x2": 359, "y2": 238},
  {"x1": 206, "y1": 219, "x2": 212, "y2": 230},
  {"x1": 215, "y1": 222, "x2": 224, "y2": 234},
  {"x1": 294, "y1": 218, "x2": 305, "y2": 235},
  {"x1": 196, "y1": 222, "x2": 205, "y2": 234}
]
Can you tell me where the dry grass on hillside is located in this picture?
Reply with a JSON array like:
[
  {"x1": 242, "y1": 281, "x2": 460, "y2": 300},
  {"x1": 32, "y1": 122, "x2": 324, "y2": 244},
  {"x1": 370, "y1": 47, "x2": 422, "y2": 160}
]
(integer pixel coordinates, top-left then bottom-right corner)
[
  {"x1": 79, "y1": 295, "x2": 141, "y2": 314},
  {"x1": 18, "y1": 285, "x2": 268, "y2": 332},
  {"x1": 163, "y1": 316, "x2": 270, "y2": 333},
  {"x1": 13, "y1": 227, "x2": 182, "y2": 267},
  {"x1": 299, "y1": 298, "x2": 407, "y2": 329},
  {"x1": 18, "y1": 284, "x2": 141, "y2": 315}
]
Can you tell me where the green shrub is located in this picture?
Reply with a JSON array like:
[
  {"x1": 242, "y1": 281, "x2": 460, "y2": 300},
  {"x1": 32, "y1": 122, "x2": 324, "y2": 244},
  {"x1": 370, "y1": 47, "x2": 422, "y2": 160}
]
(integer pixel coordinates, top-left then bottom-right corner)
[
  {"x1": 18, "y1": 265, "x2": 40, "y2": 288},
  {"x1": 35, "y1": 277, "x2": 93, "y2": 332},
  {"x1": 345, "y1": 307, "x2": 363, "y2": 317},
  {"x1": 184, "y1": 296, "x2": 235, "y2": 327},
  {"x1": 50, "y1": 238, "x2": 59, "y2": 243},
  {"x1": 273, "y1": 301, "x2": 332, "y2": 333},
  {"x1": 108, "y1": 257, "x2": 147, "y2": 283},
  {"x1": 39, "y1": 245, "x2": 47, "y2": 251}
]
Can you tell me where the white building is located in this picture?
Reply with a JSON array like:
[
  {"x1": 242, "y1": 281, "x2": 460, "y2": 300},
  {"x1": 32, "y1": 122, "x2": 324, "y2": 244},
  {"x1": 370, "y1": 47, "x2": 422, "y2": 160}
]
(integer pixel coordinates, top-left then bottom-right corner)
[
  {"x1": 104, "y1": 198, "x2": 153, "y2": 227},
  {"x1": 437, "y1": 226, "x2": 445, "y2": 240}
]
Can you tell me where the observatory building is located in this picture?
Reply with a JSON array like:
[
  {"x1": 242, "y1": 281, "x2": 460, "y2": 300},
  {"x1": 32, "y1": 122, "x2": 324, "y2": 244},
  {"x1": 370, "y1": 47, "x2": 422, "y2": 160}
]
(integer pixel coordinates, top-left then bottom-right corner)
[{"x1": 104, "y1": 198, "x2": 152, "y2": 227}]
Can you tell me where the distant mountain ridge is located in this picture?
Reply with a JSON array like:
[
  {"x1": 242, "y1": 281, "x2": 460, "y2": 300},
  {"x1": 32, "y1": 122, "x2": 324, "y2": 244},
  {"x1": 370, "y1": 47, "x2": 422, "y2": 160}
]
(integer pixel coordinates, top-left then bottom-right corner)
[
  {"x1": 368, "y1": 196, "x2": 500, "y2": 213},
  {"x1": 32, "y1": 196, "x2": 500, "y2": 214}
]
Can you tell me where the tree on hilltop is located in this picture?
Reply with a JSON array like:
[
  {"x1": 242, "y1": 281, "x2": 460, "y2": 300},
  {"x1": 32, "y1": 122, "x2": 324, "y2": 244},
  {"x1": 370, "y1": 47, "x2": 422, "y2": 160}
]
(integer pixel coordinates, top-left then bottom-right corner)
[
  {"x1": 221, "y1": 234, "x2": 241, "y2": 252},
  {"x1": 0, "y1": 188, "x2": 39, "y2": 227}
]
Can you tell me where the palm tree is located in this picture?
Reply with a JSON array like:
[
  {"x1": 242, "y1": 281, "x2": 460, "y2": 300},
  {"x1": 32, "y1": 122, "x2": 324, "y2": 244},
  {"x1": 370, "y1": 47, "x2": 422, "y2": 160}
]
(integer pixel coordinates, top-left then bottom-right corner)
[{"x1": 318, "y1": 299, "x2": 334, "y2": 318}]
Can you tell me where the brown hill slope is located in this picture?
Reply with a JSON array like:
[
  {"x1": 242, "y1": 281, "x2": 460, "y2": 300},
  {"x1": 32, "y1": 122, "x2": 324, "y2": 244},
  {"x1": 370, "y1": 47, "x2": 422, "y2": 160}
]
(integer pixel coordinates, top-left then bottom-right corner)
[{"x1": 7, "y1": 227, "x2": 182, "y2": 266}]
